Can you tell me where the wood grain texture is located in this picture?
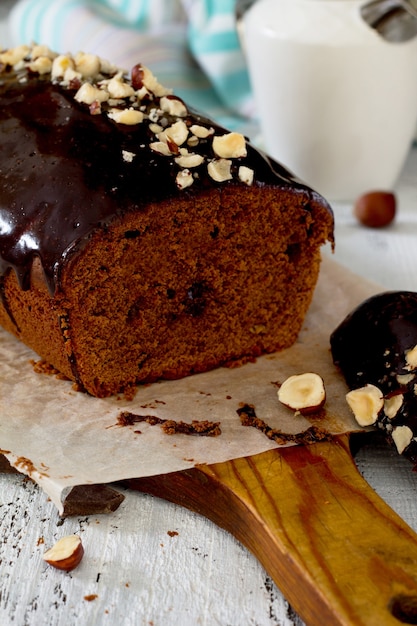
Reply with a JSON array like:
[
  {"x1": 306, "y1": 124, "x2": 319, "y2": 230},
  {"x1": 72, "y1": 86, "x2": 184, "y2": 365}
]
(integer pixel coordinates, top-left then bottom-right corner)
[{"x1": 128, "y1": 434, "x2": 417, "y2": 626}]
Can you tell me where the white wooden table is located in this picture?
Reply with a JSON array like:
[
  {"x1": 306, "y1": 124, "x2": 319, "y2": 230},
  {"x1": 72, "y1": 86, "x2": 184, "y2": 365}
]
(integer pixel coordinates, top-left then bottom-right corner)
[{"x1": 1, "y1": 3, "x2": 417, "y2": 621}]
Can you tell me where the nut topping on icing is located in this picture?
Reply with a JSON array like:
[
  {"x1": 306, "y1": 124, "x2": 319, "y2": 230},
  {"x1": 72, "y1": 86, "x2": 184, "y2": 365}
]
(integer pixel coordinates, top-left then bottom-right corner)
[
  {"x1": 28, "y1": 56, "x2": 53, "y2": 75},
  {"x1": 190, "y1": 124, "x2": 214, "y2": 139},
  {"x1": 74, "y1": 52, "x2": 101, "y2": 78},
  {"x1": 384, "y1": 393, "x2": 404, "y2": 419},
  {"x1": 345, "y1": 384, "x2": 384, "y2": 427},
  {"x1": 106, "y1": 73, "x2": 135, "y2": 99},
  {"x1": 405, "y1": 345, "x2": 417, "y2": 370},
  {"x1": 212, "y1": 132, "x2": 247, "y2": 159},
  {"x1": 0, "y1": 44, "x2": 31, "y2": 67},
  {"x1": 159, "y1": 120, "x2": 189, "y2": 147},
  {"x1": 75, "y1": 82, "x2": 109, "y2": 105},
  {"x1": 0, "y1": 44, "x2": 259, "y2": 193},
  {"x1": 392, "y1": 425, "x2": 413, "y2": 455},
  {"x1": 176, "y1": 169, "x2": 194, "y2": 190},
  {"x1": 107, "y1": 107, "x2": 144, "y2": 125},
  {"x1": 51, "y1": 54, "x2": 75, "y2": 79},
  {"x1": 238, "y1": 165, "x2": 254, "y2": 186},
  {"x1": 122, "y1": 150, "x2": 136, "y2": 163},
  {"x1": 175, "y1": 153, "x2": 204, "y2": 168},
  {"x1": 160, "y1": 95, "x2": 187, "y2": 118},
  {"x1": 207, "y1": 159, "x2": 233, "y2": 182},
  {"x1": 149, "y1": 141, "x2": 174, "y2": 157}
]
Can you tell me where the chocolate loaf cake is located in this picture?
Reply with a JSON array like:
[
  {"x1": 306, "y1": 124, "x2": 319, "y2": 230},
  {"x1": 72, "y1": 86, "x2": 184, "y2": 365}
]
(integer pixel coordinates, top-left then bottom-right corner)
[{"x1": 0, "y1": 44, "x2": 334, "y2": 398}]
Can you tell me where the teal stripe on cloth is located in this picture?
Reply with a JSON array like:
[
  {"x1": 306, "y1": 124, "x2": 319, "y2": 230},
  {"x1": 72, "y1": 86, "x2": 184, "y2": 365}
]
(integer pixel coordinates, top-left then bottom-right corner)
[
  {"x1": 10, "y1": 0, "x2": 89, "y2": 50},
  {"x1": 184, "y1": 0, "x2": 252, "y2": 113},
  {"x1": 11, "y1": 0, "x2": 42, "y2": 43},
  {"x1": 203, "y1": 0, "x2": 235, "y2": 17},
  {"x1": 188, "y1": 28, "x2": 239, "y2": 54},
  {"x1": 51, "y1": 1, "x2": 91, "y2": 50}
]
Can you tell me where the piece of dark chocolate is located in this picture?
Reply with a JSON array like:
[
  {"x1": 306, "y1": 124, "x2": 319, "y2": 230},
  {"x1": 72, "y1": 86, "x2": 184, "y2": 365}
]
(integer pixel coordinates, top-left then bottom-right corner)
[{"x1": 330, "y1": 291, "x2": 417, "y2": 464}]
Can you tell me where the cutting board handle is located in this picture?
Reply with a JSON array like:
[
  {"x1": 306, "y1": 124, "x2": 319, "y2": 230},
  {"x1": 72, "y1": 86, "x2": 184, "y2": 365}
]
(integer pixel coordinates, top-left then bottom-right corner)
[{"x1": 127, "y1": 434, "x2": 417, "y2": 626}]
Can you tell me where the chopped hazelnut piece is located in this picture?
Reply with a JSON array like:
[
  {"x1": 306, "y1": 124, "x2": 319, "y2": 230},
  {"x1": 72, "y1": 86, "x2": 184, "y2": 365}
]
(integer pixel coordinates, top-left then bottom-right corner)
[
  {"x1": 29, "y1": 56, "x2": 52, "y2": 75},
  {"x1": 345, "y1": 384, "x2": 383, "y2": 426},
  {"x1": 187, "y1": 135, "x2": 199, "y2": 148},
  {"x1": 384, "y1": 393, "x2": 404, "y2": 419},
  {"x1": 396, "y1": 373, "x2": 415, "y2": 385},
  {"x1": 190, "y1": 124, "x2": 214, "y2": 139},
  {"x1": 106, "y1": 74, "x2": 135, "y2": 99},
  {"x1": 207, "y1": 159, "x2": 232, "y2": 182},
  {"x1": 159, "y1": 120, "x2": 189, "y2": 147},
  {"x1": 176, "y1": 169, "x2": 194, "y2": 189},
  {"x1": 74, "y1": 52, "x2": 101, "y2": 78},
  {"x1": 0, "y1": 45, "x2": 30, "y2": 67},
  {"x1": 238, "y1": 165, "x2": 254, "y2": 186},
  {"x1": 149, "y1": 123, "x2": 164, "y2": 135},
  {"x1": 175, "y1": 153, "x2": 204, "y2": 168},
  {"x1": 405, "y1": 345, "x2": 417, "y2": 370},
  {"x1": 392, "y1": 425, "x2": 413, "y2": 455},
  {"x1": 122, "y1": 150, "x2": 136, "y2": 163},
  {"x1": 52, "y1": 54, "x2": 76, "y2": 79},
  {"x1": 75, "y1": 83, "x2": 109, "y2": 105},
  {"x1": 160, "y1": 96, "x2": 187, "y2": 118},
  {"x1": 212, "y1": 132, "x2": 247, "y2": 159},
  {"x1": 107, "y1": 108, "x2": 144, "y2": 125},
  {"x1": 61, "y1": 67, "x2": 82, "y2": 86},
  {"x1": 149, "y1": 141, "x2": 174, "y2": 156}
]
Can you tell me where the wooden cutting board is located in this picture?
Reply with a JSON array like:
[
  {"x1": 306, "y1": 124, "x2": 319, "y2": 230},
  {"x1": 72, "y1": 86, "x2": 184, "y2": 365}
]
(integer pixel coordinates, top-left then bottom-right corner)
[{"x1": 127, "y1": 432, "x2": 417, "y2": 626}]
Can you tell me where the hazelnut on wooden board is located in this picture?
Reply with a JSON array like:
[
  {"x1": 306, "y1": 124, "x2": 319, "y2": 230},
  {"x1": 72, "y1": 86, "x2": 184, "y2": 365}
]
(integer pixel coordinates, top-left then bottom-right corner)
[
  {"x1": 43, "y1": 534, "x2": 84, "y2": 571},
  {"x1": 277, "y1": 372, "x2": 326, "y2": 414},
  {"x1": 353, "y1": 191, "x2": 396, "y2": 228}
]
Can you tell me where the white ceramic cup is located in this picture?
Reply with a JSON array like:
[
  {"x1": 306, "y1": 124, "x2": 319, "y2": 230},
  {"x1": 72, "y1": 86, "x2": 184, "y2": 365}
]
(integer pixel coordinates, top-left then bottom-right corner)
[{"x1": 243, "y1": 0, "x2": 417, "y2": 201}]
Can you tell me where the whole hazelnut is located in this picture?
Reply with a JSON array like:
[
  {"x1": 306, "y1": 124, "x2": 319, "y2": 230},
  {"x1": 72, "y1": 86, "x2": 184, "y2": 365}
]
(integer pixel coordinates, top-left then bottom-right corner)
[
  {"x1": 277, "y1": 372, "x2": 326, "y2": 415},
  {"x1": 131, "y1": 63, "x2": 145, "y2": 90},
  {"x1": 353, "y1": 191, "x2": 396, "y2": 228}
]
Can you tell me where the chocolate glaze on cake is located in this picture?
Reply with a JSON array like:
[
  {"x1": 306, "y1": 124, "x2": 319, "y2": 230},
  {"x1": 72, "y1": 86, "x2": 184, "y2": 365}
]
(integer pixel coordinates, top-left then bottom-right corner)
[
  {"x1": 0, "y1": 48, "x2": 323, "y2": 296},
  {"x1": 331, "y1": 291, "x2": 417, "y2": 463},
  {"x1": 0, "y1": 45, "x2": 334, "y2": 398}
]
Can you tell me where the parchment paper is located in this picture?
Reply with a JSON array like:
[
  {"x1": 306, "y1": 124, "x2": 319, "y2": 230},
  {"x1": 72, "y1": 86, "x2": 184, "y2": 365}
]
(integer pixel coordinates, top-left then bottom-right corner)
[{"x1": 0, "y1": 257, "x2": 380, "y2": 513}]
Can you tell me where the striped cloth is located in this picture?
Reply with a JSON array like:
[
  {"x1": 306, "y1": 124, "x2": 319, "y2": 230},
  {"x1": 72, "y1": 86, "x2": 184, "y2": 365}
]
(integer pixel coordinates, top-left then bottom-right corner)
[{"x1": 7, "y1": 0, "x2": 258, "y2": 136}]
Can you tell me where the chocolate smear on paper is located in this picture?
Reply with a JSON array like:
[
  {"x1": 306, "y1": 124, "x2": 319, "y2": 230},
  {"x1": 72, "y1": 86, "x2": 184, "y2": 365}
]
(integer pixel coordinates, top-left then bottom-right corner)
[
  {"x1": 237, "y1": 404, "x2": 333, "y2": 445},
  {"x1": 118, "y1": 412, "x2": 221, "y2": 437}
]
